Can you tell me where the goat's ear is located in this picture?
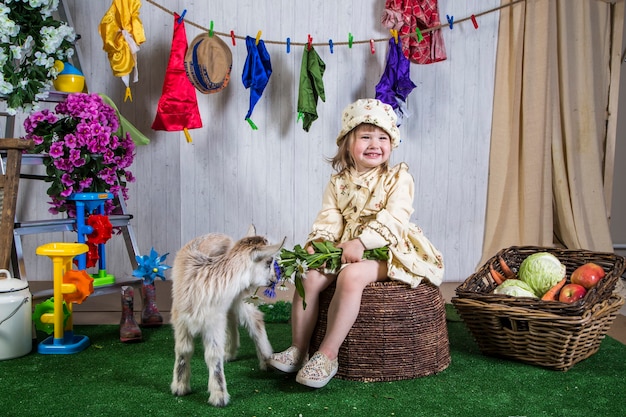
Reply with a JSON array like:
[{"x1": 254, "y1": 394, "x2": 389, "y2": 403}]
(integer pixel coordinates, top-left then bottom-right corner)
[
  {"x1": 253, "y1": 237, "x2": 286, "y2": 262},
  {"x1": 246, "y1": 224, "x2": 256, "y2": 237}
]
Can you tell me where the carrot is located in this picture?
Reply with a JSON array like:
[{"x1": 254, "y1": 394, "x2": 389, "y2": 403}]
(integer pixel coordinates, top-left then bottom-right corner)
[
  {"x1": 541, "y1": 276, "x2": 567, "y2": 301},
  {"x1": 498, "y1": 256, "x2": 516, "y2": 280},
  {"x1": 489, "y1": 263, "x2": 505, "y2": 285}
]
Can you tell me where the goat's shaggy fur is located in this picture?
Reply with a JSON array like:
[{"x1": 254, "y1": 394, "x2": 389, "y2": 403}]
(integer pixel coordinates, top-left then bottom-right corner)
[{"x1": 170, "y1": 227, "x2": 284, "y2": 407}]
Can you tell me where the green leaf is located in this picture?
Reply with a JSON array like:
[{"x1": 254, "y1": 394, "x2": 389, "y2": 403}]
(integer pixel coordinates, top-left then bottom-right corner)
[{"x1": 295, "y1": 274, "x2": 307, "y2": 310}]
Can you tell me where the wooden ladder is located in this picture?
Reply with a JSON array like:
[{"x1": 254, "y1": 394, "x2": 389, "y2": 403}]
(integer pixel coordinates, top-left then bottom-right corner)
[{"x1": 0, "y1": 139, "x2": 33, "y2": 271}]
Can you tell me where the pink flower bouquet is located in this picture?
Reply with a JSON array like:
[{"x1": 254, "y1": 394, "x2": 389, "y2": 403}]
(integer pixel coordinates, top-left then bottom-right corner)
[{"x1": 22, "y1": 93, "x2": 135, "y2": 216}]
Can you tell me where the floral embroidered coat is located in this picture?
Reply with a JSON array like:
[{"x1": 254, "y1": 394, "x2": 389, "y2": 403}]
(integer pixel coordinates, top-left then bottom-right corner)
[{"x1": 306, "y1": 162, "x2": 444, "y2": 287}]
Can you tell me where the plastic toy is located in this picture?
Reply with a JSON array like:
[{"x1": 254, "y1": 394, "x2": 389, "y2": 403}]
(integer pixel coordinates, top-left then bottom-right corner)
[
  {"x1": 68, "y1": 192, "x2": 114, "y2": 286},
  {"x1": 53, "y1": 61, "x2": 85, "y2": 93},
  {"x1": 132, "y1": 247, "x2": 171, "y2": 285},
  {"x1": 34, "y1": 242, "x2": 94, "y2": 354}
]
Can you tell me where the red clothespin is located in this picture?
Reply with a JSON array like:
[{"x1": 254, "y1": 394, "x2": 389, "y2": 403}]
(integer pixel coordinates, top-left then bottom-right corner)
[
  {"x1": 230, "y1": 30, "x2": 236, "y2": 46},
  {"x1": 369, "y1": 39, "x2": 375, "y2": 54},
  {"x1": 307, "y1": 34, "x2": 312, "y2": 51},
  {"x1": 471, "y1": 14, "x2": 479, "y2": 29}
]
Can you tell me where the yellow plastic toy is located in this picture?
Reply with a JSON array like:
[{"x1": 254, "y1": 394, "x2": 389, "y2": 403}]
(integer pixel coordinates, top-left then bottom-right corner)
[
  {"x1": 53, "y1": 61, "x2": 85, "y2": 93},
  {"x1": 35, "y1": 242, "x2": 94, "y2": 354}
]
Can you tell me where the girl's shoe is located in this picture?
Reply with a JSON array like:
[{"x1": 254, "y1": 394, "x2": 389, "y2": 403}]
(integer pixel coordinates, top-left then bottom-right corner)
[
  {"x1": 268, "y1": 346, "x2": 308, "y2": 373},
  {"x1": 295, "y1": 351, "x2": 338, "y2": 388}
]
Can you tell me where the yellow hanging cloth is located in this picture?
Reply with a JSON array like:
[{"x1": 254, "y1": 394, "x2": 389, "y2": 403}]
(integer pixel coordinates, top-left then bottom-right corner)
[{"x1": 98, "y1": 0, "x2": 146, "y2": 102}]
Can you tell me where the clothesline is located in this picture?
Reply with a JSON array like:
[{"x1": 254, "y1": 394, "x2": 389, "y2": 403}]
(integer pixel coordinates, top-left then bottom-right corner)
[{"x1": 144, "y1": 0, "x2": 526, "y2": 49}]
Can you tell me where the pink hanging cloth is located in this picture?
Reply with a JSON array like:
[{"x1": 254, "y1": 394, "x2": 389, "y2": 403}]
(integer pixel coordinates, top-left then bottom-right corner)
[{"x1": 382, "y1": 0, "x2": 447, "y2": 64}]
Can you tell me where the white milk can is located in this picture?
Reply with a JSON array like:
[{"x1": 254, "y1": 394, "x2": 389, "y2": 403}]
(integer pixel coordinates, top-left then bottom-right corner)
[{"x1": 0, "y1": 269, "x2": 32, "y2": 360}]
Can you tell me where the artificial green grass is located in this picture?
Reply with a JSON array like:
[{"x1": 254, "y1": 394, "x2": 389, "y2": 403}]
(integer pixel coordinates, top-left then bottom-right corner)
[{"x1": 1, "y1": 310, "x2": 625, "y2": 417}]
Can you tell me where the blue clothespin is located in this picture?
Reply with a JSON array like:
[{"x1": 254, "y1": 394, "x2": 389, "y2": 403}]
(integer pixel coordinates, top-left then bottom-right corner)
[
  {"x1": 446, "y1": 14, "x2": 454, "y2": 29},
  {"x1": 329, "y1": 39, "x2": 334, "y2": 54},
  {"x1": 177, "y1": 9, "x2": 187, "y2": 24},
  {"x1": 286, "y1": 37, "x2": 291, "y2": 54}
]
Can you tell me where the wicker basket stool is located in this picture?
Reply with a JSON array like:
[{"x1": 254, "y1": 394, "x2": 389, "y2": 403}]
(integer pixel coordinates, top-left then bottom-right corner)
[{"x1": 309, "y1": 280, "x2": 450, "y2": 382}]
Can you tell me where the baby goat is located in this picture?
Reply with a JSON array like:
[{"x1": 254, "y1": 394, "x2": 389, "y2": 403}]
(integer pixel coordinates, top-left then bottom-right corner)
[{"x1": 170, "y1": 226, "x2": 284, "y2": 407}]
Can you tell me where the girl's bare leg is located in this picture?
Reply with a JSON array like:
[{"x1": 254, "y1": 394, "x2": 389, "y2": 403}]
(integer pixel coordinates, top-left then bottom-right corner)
[
  {"x1": 317, "y1": 260, "x2": 387, "y2": 360},
  {"x1": 290, "y1": 269, "x2": 335, "y2": 352}
]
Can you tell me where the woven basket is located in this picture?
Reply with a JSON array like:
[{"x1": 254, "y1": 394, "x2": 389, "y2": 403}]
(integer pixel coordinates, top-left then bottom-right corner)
[
  {"x1": 309, "y1": 280, "x2": 450, "y2": 382},
  {"x1": 451, "y1": 294, "x2": 624, "y2": 371},
  {"x1": 455, "y1": 246, "x2": 625, "y2": 316}
]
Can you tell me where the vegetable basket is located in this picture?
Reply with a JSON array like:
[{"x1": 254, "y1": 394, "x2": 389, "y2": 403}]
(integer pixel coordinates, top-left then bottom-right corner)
[
  {"x1": 455, "y1": 246, "x2": 625, "y2": 316},
  {"x1": 451, "y1": 294, "x2": 624, "y2": 371}
]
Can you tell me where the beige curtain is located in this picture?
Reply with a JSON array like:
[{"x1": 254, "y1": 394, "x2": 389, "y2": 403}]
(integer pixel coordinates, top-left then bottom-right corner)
[{"x1": 480, "y1": 0, "x2": 618, "y2": 265}]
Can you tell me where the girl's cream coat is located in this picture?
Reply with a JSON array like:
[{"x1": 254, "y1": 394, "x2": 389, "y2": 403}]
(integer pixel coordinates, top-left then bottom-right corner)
[{"x1": 307, "y1": 163, "x2": 444, "y2": 287}]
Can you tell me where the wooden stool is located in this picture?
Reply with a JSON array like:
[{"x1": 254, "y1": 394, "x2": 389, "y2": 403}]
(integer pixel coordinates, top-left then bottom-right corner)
[{"x1": 309, "y1": 280, "x2": 450, "y2": 382}]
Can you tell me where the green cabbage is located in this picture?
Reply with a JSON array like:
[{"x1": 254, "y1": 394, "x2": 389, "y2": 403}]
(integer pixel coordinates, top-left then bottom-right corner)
[
  {"x1": 518, "y1": 252, "x2": 566, "y2": 297},
  {"x1": 493, "y1": 279, "x2": 538, "y2": 298}
]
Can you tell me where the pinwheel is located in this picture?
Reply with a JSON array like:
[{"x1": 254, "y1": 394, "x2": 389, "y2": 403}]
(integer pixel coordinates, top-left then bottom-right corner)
[{"x1": 132, "y1": 248, "x2": 171, "y2": 285}]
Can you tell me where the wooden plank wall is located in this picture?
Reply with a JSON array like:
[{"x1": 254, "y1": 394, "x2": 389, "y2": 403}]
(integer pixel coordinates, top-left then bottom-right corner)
[{"x1": 7, "y1": 0, "x2": 500, "y2": 284}]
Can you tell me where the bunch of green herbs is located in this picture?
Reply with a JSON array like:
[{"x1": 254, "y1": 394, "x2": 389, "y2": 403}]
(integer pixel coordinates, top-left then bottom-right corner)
[{"x1": 269, "y1": 241, "x2": 389, "y2": 308}]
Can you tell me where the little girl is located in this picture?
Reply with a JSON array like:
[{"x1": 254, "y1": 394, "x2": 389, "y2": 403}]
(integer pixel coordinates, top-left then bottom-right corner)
[{"x1": 269, "y1": 98, "x2": 444, "y2": 388}]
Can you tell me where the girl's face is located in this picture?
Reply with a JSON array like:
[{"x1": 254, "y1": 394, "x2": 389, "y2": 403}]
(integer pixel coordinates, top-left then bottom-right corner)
[{"x1": 349, "y1": 125, "x2": 392, "y2": 173}]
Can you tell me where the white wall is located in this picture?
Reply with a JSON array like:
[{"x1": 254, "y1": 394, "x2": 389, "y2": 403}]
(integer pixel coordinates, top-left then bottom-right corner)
[{"x1": 8, "y1": 0, "x2": 500, "y2": 283}]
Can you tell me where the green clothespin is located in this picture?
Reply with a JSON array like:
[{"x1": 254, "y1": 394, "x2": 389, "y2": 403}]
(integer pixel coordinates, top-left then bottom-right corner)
[
  {"x1": 246, "y1": 118, "x2": 258, "y2": 130},
  {"x1": 415, "y1": 27, "x2": 423, "y2": 43},
  {"x1": 209, "y1": 21, "x2": 214, "y2": 37},
  {"x1": 348, "y1": 32, "x2": 353, "y2": 48}
]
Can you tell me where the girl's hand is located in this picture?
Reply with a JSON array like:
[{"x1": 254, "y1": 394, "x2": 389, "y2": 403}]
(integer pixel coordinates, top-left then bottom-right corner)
[{"x1": 336, "y1": 239, "x2": 365, "y2": 264}]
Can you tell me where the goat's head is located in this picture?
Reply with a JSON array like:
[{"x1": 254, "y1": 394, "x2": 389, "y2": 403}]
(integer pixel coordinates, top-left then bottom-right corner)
[{"x1": 232, "y1": 233, "x2": 286, "y2": 288}]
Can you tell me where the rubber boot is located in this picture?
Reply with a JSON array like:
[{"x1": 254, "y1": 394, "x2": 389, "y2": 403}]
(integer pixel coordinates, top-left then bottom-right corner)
[
  {"x1": 141, "y1": 283, "x2": 163, "y2": 327},
  {"x1": 120, "y1": 286, "x2": 142, "y2": 343}
]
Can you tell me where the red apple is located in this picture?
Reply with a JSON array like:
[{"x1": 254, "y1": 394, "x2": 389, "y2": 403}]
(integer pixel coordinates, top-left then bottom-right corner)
[
  {"x1": 570, "y1": 262, "x2": 605, "y2": 289},
  {"x1": 558, "y1": 283, "x2": 587, "y2": 303}
]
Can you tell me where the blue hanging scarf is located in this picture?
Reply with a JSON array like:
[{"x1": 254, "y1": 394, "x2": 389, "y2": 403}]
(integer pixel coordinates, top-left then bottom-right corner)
[{"x1": 242, "y1": 36, "x2": 272, "y2": 121}]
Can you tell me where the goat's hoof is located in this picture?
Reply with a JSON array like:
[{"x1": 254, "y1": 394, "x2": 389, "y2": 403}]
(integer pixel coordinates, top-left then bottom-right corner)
[
  {"x1": 171, "y1": 383, "x2": 191, "y2": 397},
  {"x1": 209, "y1": 392, "x2": 230, "y2": 407}
]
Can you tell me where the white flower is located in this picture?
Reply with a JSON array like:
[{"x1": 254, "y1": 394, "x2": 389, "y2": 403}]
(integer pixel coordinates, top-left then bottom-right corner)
[
  {"x1": 9, "y1": 44, "x2": 23, "y2": 60},
  {"x1": 1, "y1": 0, "x2": 76, "y2": 114},
  {"x1": 0, "y1": 80, "x2": 14, "y2": 95}
]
